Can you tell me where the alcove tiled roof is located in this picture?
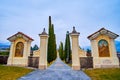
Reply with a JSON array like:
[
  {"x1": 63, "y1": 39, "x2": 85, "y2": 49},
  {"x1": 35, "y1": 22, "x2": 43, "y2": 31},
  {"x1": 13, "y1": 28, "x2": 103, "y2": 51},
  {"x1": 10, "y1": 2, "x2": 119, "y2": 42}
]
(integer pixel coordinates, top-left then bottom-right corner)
[
  {"x1": 7, "y1": 32, "x2": 34, "y2": 42},
  {"x1": 88, "y1": 28, "x2": 119, "y2": 40}
]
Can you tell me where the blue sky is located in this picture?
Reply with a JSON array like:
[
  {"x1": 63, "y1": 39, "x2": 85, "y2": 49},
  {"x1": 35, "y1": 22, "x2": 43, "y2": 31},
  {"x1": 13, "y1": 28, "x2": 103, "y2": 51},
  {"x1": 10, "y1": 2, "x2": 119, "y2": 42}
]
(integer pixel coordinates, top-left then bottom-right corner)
[{"x1": 0, "y1": 0, "x2": 120, "y2": 48}]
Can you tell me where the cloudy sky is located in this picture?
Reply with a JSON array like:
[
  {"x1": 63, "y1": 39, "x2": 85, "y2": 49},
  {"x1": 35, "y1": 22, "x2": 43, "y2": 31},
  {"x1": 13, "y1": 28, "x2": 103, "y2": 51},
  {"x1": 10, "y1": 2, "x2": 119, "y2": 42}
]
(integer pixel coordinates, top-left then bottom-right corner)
[{"x1": 0, "y1": 0, "x2": 120, "y2": 48}]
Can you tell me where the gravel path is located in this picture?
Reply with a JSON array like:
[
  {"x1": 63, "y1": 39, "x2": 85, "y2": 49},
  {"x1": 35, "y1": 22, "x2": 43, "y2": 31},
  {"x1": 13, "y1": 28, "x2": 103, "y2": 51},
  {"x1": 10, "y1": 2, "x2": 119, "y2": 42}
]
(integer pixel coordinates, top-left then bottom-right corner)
[{"x1": 18, "y1": 58, "x2": 91, "y2": 80}]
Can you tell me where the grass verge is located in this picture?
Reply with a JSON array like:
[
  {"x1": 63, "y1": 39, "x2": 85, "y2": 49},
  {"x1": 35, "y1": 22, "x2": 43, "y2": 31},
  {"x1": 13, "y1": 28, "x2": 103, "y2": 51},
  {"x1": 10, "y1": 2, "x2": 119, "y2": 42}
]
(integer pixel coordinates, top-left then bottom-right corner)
[
  {"x1": 84, "y1": 68, "x2": 120, "y2": 80},
  {"x1": 0, "y1": 65, "x2": 33, "y2": 80}
]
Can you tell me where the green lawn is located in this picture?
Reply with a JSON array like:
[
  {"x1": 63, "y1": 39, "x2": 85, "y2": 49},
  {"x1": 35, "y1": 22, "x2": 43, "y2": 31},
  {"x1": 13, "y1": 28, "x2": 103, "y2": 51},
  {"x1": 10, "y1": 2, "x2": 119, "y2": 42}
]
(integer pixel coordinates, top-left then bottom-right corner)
[
  {"x1": 84, "y1": 68, "x2": 120, "y2": 80},
  {"x1": 0, "y1": 65, "x2": 33, "y2": 80}
]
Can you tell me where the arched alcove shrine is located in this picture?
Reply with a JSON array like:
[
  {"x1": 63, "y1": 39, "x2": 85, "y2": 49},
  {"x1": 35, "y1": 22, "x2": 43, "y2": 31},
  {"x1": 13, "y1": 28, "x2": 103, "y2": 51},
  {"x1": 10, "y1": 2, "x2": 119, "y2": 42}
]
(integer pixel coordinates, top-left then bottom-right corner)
[
  {"x1": 88, "y1": 28, "x2": 119, "y2": 68},
  {"x1": 7, "y1": 32, "x2": 33, "y2": 66}
]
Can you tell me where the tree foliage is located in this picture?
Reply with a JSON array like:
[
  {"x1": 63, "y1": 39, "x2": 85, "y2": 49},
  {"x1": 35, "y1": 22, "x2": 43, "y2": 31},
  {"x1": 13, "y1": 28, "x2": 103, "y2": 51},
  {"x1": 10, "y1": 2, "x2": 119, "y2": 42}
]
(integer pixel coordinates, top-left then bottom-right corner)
[
  {"x1": 86, "y1": 49, "x2": 91, "y2": 57},
  {"x1": 0, "y1": 51, "x2": 9, "y2": 55},
  {"x1": 32, "y1": 44, "x2": 39, "y2": 51}
]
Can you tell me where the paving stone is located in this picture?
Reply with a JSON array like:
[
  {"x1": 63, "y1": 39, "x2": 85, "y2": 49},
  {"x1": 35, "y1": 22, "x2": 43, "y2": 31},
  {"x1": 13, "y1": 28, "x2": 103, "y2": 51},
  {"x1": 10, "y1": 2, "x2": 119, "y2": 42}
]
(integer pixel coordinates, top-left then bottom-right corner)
[{"x1": 18, "y1": 58, "x2": 91, "y2": 80}]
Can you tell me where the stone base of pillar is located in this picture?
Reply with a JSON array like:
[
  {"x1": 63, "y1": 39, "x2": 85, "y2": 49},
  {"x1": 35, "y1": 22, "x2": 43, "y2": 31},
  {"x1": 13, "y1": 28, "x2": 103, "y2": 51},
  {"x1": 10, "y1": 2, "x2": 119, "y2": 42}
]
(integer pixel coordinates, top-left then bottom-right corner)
[
  {"x1": 7, "y1": 64, "x2": 27, "y2": 67},
  {"x1": 7, "y1": 58, "x2": 28, "y2": 67},
  {"x1": 72, "y1": 65, "x2": 80, "y2": 70},
  {"x1": 94, "y1": 64, "x2": 101, "y2": 68},
  {"x1": 93, "y1": 57, "x2": 119, "y2": 68},
  {"x1": 101, "y1": 65, "x2": 119, "y2": 68},
  {"x1": 7, "y1": 58, "x2": 12, "y2": 65},
  {"x1": 39, "y1": 65, "x2": 47, "y2": 70},
  {"x1": 94, "y1": 64, "x2": 119, "y2": 68}
]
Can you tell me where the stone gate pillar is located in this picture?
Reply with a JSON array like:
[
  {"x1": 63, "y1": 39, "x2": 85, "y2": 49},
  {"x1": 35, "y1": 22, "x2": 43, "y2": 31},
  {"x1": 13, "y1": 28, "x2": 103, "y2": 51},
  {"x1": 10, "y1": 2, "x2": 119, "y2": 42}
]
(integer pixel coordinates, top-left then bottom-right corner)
[
  {"x1": 39, "y1": 28, "x2": 48, "y2": 70},
  {"x1": 70, "y1": 27, "x2": 80, "y2": 70}
]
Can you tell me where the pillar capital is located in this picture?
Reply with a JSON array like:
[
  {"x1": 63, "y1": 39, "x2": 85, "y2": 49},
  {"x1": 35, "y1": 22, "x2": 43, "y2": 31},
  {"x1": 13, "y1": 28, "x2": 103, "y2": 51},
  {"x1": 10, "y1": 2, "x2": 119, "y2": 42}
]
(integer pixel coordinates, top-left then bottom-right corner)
[
  {"x1": 70, "y1": 27, "x2": 80, "y2": 36},
  {"x1": 39, "y1": 28, "x2": 48, "y2": 36}
]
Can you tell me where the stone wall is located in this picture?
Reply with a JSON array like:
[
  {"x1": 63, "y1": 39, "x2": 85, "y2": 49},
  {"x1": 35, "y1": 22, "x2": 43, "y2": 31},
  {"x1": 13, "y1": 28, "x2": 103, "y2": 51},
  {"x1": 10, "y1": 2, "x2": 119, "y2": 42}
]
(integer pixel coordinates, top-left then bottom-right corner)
[
  {"x1": 0, "y1": 55, "x2": 8, "y2": 64},
  {"x1": 118, "y1": 57, "x2": 120, "y2": 66},
  {"x1": 28, "y1": 57, "x2": 39, "y2": 68},
  {"x1": 117, "y1": 54, "x2": 120, "y2": 66},
  {"x1": 80, "y1": 57, "x2": 93, "y2": 68}
]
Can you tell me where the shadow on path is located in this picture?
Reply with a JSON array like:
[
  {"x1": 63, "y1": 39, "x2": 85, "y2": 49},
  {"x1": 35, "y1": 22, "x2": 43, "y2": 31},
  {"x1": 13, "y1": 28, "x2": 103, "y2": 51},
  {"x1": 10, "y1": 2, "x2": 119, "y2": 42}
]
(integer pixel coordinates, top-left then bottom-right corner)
[{"x1": 18, "y1": 58, "x2": 91, "y2": 80}]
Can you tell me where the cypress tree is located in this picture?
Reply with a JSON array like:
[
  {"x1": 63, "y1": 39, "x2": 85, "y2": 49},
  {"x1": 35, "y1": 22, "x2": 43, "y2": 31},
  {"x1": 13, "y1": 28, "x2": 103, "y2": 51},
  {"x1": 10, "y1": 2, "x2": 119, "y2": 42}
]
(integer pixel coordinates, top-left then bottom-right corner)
[
  {"x1": 47, "y1": 16, "x2": 52, "y2": 63},
  {"x1": 68, "y1": 32, "x2": 71, "y2": 61},
  {"x1": 59, "y1": 43, "x2": 61, "y2": 59},
  {"x1": 51, "y1": 24, "x2": 57, "y2": 60},
  {"x1": 59, "y1": 42, "x2": 64, "y2": 60},
  {"x1": 59, "y1": 44, "x2": 61, "y2": 58},
  {"x1": 64, "y1": 31, "x2": 71, "y2": 63},
  {"x1": 54, "y1": 35, "x2": 57, "y2": 60},
  {"x1": 47, "y1": 16, "x2": 57, "y2": 63}
]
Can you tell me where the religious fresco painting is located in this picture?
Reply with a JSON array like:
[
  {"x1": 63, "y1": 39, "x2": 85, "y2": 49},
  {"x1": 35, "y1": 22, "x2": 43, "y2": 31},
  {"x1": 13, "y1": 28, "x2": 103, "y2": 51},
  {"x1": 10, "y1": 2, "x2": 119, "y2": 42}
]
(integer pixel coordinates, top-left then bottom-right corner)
[
  {"x1": 15, "y1": 42, "x2": 24, "y2": 57},
  {"x1": 98, "y1": 39, "x2": 110, "y2": 57}
]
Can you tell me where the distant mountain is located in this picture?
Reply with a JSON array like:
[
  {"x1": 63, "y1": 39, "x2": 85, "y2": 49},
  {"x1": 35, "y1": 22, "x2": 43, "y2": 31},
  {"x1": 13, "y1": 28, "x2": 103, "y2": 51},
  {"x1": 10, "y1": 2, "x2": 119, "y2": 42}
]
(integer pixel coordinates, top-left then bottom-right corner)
[
  {"x1": 115, "y1": 41, "x2": 120, "y2": 53},
  {"x1": 0, "y1": 42, "x2": 10, "y2": 49},
  {"x1": 83, "y1": 40, "x2": 120, "y2": 53}
]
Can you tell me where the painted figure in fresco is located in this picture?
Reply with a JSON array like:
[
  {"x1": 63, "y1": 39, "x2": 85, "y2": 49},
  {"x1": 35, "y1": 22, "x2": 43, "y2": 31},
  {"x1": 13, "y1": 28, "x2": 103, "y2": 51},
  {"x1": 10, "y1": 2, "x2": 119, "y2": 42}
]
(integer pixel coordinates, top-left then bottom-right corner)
[
  {"x1": 15, "y1": 42, "x2": 24, "y2": 57},
  {"x1": 98, "y1": 39, "x2": 110, "y2": 57}
]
